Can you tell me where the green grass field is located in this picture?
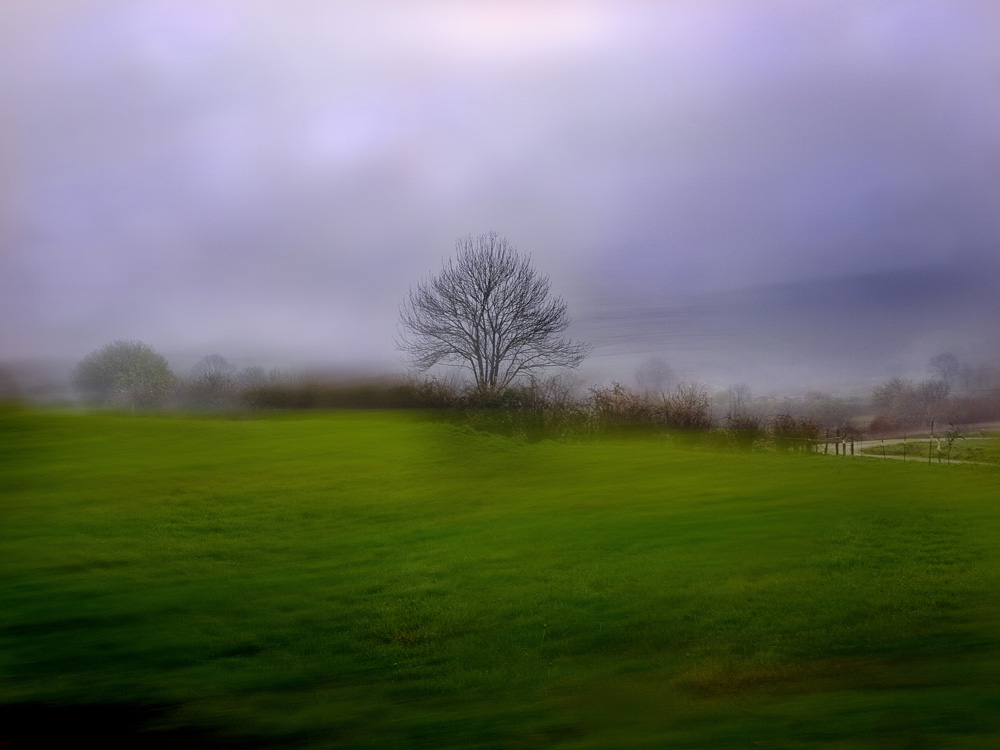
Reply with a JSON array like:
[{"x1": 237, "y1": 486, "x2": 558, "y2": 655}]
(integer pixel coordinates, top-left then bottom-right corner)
[{"x1": 2, "y1": 406, "x2": 1000, "y2": 748}]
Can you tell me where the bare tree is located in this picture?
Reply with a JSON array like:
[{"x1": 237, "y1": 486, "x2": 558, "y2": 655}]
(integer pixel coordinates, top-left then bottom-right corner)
[
  {"x1": 192, "y1": 354, "x2": 235, "y2": 382},
  {"x1": 724, "y1": 383, "x2": 762, "y2": 448},
  {"x1": 634, "y1": 356, "x2": 677, "y2": 399},
  {"x1": 871, "y1": 376, "x2": 950, "y2": 430},
  {"x1": 667, "y1": 382, "x2": 713, "y2": 429},
  {"x1": 236, "y1": 365, "x2": 268, "y2": 391},
  {"x1": 928, "y1": 353, "x2": 961, "y2": 391},
  {"x1": 186, "y1": 354, "x2": 236, "y2": 409},
  {"x1": 398, "y1": 232, "x2": 589, "y2": 392},
  {"x1": 726, "y1": 383, "x2": 754, "y2": 421}
]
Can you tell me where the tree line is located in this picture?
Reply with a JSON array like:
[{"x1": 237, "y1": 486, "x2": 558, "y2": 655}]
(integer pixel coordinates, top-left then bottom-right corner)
[{"x1": 64, "y1": 232, "x2": 1000, "y2": 441}]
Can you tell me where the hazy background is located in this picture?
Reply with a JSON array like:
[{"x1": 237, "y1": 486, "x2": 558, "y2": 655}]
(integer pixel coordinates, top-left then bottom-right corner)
[{"x1": 2, "y1": 0, "x2": 998, "y2": 394}]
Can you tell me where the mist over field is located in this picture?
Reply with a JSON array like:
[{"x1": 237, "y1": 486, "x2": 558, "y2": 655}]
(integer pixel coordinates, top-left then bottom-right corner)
[
  {"x1": 1, "y1": 1, "x2": 998, "y2": 394},
  {"x1": 4, "y1": 6, "x2": 1000, "y2": 745}
]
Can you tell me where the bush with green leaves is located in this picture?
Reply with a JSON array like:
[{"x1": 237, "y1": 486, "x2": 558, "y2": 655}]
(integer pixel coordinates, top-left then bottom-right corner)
[{"x1": 72, "y1": 340, "x2": 175, "y2": 410}]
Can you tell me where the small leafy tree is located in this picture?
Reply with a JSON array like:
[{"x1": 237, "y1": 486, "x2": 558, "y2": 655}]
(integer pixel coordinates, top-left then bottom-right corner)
[
  {"x1": 73, "y1": 340, "x2": 175, "y2": 411},
  {"x1": 943, "y1": 424, "x2": 964, "y2": 463}
]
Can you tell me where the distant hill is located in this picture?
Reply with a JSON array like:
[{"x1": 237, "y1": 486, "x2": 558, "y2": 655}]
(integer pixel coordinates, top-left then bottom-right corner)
[{"x1": 576, "y1": 262, "x2": 999, "y2": 390}]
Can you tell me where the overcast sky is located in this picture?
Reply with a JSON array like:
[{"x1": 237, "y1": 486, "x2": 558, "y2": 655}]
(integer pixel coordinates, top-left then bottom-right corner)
[{"x1": 2, "y1": 1, "x2": 998, "y2": 392}]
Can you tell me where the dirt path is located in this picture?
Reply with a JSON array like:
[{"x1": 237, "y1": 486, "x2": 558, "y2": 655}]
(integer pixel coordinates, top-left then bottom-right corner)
[{"x1": 828, "y1": 436, "x2": 993, "y2": 466}]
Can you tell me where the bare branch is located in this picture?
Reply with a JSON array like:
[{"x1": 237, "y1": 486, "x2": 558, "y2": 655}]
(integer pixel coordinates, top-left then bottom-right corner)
[{"x1": 397, "y1": 232, "x2": 589, "y2": 391}]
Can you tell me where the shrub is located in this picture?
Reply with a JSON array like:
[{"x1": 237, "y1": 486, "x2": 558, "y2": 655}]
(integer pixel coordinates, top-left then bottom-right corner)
[{"x1": 73, "y1": 340, "x2": 176, "y2": 411}]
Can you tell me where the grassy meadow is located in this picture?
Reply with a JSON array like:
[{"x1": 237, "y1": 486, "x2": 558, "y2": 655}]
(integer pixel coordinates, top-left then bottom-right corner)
[
  {"x1": 2, "y1": 406, "x2": 999, "y2": 748},
  {"x1": 860, "y1": 434, "x2": 1000, "y2": 466}
]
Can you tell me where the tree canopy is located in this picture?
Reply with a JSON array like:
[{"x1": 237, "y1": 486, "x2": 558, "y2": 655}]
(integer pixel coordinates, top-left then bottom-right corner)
[{"x1": 73, "y1": 339, "x2": 175, "y2": 410}]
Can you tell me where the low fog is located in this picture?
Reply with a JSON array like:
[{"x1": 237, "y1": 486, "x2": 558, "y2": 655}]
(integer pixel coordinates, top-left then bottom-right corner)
[{"x1": 2, "y1": 1, "x2": 998, "y2": 396}]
